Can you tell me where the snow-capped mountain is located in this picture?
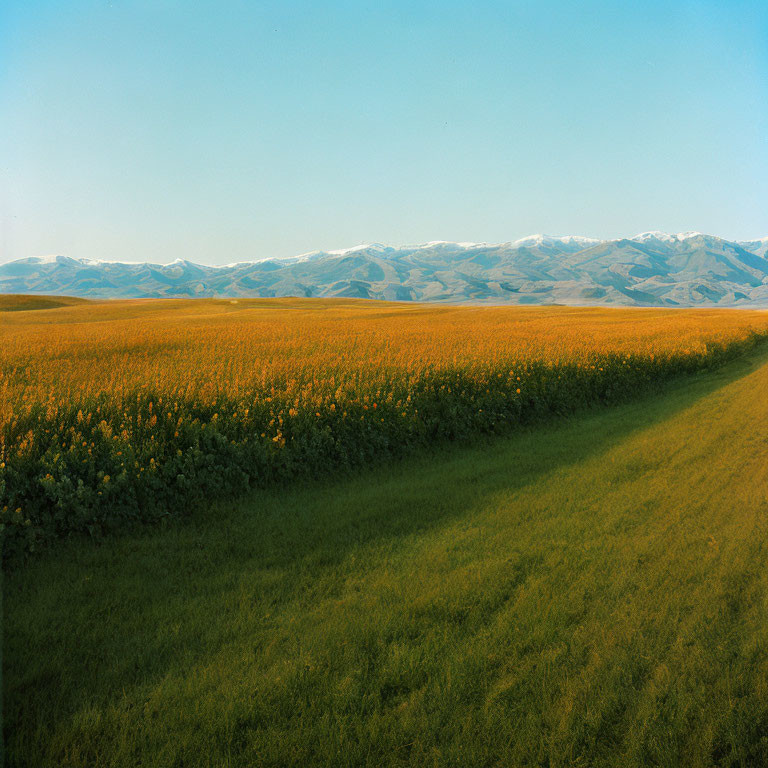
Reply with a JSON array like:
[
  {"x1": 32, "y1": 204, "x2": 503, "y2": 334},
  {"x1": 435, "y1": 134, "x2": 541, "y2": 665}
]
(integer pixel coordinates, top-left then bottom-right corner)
[
  {"x1": 736, "y1": 237, "x2": 768, "y2": 259},
  {"x1": 2, "y1": 233, "x2": 768, "y2": 307}
]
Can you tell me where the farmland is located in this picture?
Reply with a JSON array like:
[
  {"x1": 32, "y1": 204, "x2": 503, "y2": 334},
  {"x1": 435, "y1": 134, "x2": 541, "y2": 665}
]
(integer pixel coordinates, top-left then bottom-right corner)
[
  {"x1": 5, "y1": 324, "x2": 768, "y2": 766},
  {"x1": 2, "y1": 298, "x2": 768, "y2": 561}
]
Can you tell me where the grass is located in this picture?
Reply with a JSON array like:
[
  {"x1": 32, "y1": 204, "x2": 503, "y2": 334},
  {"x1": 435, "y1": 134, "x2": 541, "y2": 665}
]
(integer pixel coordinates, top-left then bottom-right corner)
[
  {"x1": 5, "y1": 345, "x2": 768, "y2": 767},
  {"x1": 0, "y1": 295, "x2": 90, "y2": 312}
]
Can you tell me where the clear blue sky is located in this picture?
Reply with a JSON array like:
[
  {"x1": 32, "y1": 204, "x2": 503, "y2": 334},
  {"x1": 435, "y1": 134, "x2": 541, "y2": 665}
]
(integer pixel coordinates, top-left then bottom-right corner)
[{"x1": 1, "y1": 0, "x2": 766, "y2": 264}]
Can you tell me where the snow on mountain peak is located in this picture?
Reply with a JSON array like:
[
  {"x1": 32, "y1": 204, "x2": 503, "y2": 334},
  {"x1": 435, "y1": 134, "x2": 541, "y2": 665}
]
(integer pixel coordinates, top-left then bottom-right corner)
[
  {"x1": 327, "y1": 243, "x2": 381, "y2": 256},
  {"x1": 317, "y1": 241, "x2": 486, "y2": 257},
  {"x1": 512, "y1": 234, "x2": 602, "y2": 248},
  {"x1": 631, "y1": 231, "x2": 705, "y2": 243},
  {"x1": 24, "y1": 254, "x2": 72, "y2": 264},
  {"x1": 415, "y1": 240, "x2": 482, "y2": 249},
  {"x1": 737, "y1": 237, "x2": 768, "y2": 257}
]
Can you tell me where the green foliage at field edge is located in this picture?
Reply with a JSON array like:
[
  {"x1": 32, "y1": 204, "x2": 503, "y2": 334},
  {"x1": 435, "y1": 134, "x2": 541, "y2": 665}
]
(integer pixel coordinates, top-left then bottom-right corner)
[{"x1": 3, "y1": 334, "x2": 765, "y2": 563}]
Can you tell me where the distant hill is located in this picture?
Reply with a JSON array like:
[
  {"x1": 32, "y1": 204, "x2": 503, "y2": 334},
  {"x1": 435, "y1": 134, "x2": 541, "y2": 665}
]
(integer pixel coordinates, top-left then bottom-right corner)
[
  {"x1": 3, "y1": 232, "x2": 768, "y2": 307},
  {"x1": 0, "y1": 294, "x2": 91, "y2": 311}
]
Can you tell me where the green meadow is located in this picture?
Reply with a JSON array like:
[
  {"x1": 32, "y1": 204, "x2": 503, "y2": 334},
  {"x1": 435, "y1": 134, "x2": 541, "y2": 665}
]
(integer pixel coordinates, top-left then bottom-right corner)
[{"x1": 5, "y1": 343, "x2": 768, "y2": 766}]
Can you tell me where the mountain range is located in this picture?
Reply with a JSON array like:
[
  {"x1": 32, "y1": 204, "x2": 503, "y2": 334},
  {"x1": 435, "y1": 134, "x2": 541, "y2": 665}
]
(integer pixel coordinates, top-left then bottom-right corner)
[{"x1": 3, "y1": 232, "x2": 768, "y2": 307}]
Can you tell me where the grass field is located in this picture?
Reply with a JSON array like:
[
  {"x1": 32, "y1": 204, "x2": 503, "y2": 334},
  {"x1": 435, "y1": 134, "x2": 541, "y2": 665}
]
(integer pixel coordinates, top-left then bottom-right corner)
[
  {"x1": 5, "y1": 337, "x2": 768, "y2": 766},
  {"x1": 3, "y1": 298, "x2": 768, "y2": 559},
  {"x1": 0, "y1": 295, "x2": 90, "y2": 312}
]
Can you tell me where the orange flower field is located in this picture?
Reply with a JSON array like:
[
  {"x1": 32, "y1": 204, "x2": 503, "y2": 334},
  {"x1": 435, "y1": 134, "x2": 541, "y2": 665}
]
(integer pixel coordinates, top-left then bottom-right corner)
[{"x1": 2, "y1": 296, "x2": 767, "y2": 561}]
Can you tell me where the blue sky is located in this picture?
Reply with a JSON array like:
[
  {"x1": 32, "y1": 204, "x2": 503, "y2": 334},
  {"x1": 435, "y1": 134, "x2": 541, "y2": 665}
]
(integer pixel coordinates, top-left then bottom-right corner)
[{"x1": 1, "y1": 0, "x2": 766, "y2": 264}]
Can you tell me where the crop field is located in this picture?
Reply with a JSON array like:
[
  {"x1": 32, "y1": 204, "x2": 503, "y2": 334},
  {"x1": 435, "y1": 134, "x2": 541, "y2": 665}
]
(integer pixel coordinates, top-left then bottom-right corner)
[{"x1": 2, "y1": 297, "x2": 768, "y2": 562}]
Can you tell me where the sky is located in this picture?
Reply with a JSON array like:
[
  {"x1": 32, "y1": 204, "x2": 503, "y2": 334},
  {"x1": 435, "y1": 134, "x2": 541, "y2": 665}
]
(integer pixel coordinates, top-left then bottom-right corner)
[{"x1": 0, "y1": 0, "x2": 767, "y2": 265}]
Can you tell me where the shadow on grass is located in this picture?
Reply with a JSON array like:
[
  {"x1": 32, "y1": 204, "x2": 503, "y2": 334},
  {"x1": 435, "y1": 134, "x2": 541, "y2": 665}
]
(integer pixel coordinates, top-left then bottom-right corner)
[
  {"x1": 188, "y1": 341, "x2": 768, "y2": 569},
  {"x1": 5, "y1": 343, "x2": 768, "y2": 755}
]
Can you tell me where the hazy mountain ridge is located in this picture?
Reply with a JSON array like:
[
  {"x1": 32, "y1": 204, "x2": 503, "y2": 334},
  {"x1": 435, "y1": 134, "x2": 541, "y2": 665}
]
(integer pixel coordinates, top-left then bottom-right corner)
[{"x1": 3, "y1": 233, "x2": 768, "y2": 307}]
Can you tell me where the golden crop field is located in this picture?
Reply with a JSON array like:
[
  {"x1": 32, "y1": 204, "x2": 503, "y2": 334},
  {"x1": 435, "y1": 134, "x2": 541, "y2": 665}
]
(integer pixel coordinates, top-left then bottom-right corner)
[{"x1": 2, "y1": 297, "x2": 768, "y2": 560}]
